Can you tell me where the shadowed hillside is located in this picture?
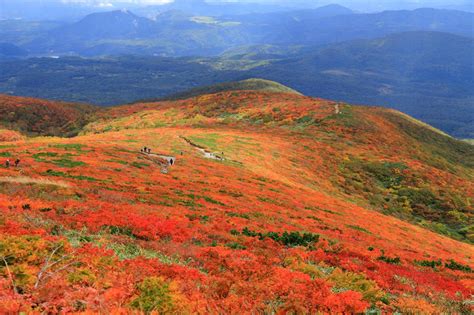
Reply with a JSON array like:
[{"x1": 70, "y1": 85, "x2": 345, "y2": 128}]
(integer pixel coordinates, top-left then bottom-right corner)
[{"x1": 0, "y1": 95, "x2": 98, "y2": 137}]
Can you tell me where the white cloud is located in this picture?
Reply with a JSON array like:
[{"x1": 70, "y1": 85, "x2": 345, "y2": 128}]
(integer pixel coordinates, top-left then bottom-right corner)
[{"x1": 60, "y1": 0, "x2": 172, "y2": 5}]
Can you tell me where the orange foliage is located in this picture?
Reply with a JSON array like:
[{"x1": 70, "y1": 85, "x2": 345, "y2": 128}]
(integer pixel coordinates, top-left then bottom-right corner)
[{"x1": 0, "y1": 91, "x2": 472, "y2": 313}]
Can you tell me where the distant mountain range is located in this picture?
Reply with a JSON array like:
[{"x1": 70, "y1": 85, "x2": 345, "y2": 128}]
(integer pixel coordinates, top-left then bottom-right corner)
[
  {"x1": 1, "y1": 6, "x2": 472, "y2": 57},
  {"x1": 135, "y1": 0, "x2": 292, "y2": 17},
  {"x1": 0, "y1": 0, "x2": 295, "y2": 21}
]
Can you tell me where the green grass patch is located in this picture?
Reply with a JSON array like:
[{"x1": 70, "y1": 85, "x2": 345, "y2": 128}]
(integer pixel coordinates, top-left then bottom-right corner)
[
  {"x1": 346, "y1": 225, "x2": 372, "y2": 234},
  {"x1": 102, "y1": 225, "x2": 134, "y2": 237},
  {"x1": 44, "y1": 169, "x2": 99, "y2": 182},
  {"x1": 131, "y1": 161, "x2": 150, "y2": 169},
  {"x1": 202, "y1": 195, "x2": 225, "y2": 206},
  {"x1": 33, "y1": 152, "x2": 85, "y2": 168},
  {"x1": 50, "y1": 144, "x2": 87, "y2": 151},
  {"x1": 33, "y1": 152, "x2": 58, "y2": 160},
  {"x1": 188, "y1": 133, "x2": 220, "y2": 150},
  {"x1": 226, "y1": 212, "x2": 250, "y2": 219},
  {"x1": 51, "y1": 158, "x2": 85, "y2": 168},
  {"x1": 106, "y1": 159, "x2": 128, "y2": 165},
  {"x1": 226, "y1": 242, "x2": 246, "y2": 250}
]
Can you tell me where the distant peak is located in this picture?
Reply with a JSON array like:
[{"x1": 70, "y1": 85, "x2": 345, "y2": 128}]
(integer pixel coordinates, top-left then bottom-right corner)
[
  {"x1": 315, "y1": 4, "x2": 353, "y2": 13},
  {"x1": 82, "y1": 9, "x2": 137, "y2": 19}
]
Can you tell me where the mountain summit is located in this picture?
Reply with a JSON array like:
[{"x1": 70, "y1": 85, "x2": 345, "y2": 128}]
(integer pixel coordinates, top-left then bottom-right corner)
[
  {"x1": 59, "y1": 10, "x2": 157, "y2": 39},
  {"x1": 158, "y1": 78, "x2": 302, "y2": 101}
]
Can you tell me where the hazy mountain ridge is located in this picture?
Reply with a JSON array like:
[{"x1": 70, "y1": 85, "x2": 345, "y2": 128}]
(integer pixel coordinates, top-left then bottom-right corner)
[{"x1": 2, "y1": 6, "x2": 472, "y2": 57}]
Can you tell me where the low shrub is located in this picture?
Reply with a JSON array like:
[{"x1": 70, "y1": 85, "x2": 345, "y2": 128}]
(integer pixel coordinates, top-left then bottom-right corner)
[
  {"x1": 414, "y1": 259, "x2": 442, "y2": 269},
  {"x1": 130, "y1": 277, "x2": 182, "y2": 314},
  {"x1": 377, "y1": 254, "x2": 401, "y2": 265},
  {"x1": 444, "y1": 259, "x2": 472, "y2": 272},
  {"x1": 240, "y1": 227, "x2": 319, "y2": 248}
]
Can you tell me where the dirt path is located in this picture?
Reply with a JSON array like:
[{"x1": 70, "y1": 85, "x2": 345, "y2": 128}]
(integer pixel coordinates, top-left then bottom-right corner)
[
  {"x1": 179, "y1": 136, "x2": 224, "y2": 161},
  {"x1": 139, "y1": 152, "x2": 175, "y2": 173},
  {"x1": 147, "y1": 153, "x2": 176, "y2": 165}
]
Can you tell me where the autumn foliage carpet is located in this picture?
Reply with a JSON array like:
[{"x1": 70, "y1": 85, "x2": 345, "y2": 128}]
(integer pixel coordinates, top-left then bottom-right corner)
[{"x1": 0, "y1": 91, "x2": 473, "y2": 313}]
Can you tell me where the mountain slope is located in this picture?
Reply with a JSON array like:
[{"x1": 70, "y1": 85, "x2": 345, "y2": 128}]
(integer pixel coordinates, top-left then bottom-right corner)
[
  {"x1": 0, "y1": 94, "x2": 98, "y2": 137},
  {"x1": 0, "y1": 90, "x2": 472, "y2": 313},
  {"x1": 0, "y1": 43, "x2": 27, "y2": 58},
  {"x1": 83, "y1": 90, "x2": 474, "y2": 242}
]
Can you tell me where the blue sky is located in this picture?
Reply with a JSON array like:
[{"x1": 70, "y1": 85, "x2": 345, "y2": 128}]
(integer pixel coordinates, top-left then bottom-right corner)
[
  {"x1": 55, "y1": 0, "x2": 472, "y2": 4},
  {"x1": 59, "y1": 0, "x2": 172, "y2": 4},
  {"x1": 12, "y1": 0, "x2": 472, "y2": 11}
]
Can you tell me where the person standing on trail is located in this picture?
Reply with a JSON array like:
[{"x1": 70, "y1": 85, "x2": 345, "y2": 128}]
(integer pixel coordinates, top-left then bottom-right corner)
[
  {"x1": 15, "y1": 159, "x2": 20, "y2": 167},
  {"x1": 148, "y1": 148, "x2": 152, "y2": 154},
  {"x1": 143, "y1": 146, "x2": 147, "y2": 153},
  {"x1": 5, "y1": 159, "x2": 10, "y2": 168}
]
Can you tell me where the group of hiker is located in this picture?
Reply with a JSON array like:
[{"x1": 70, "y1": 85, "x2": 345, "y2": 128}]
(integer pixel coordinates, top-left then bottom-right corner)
[
  {"x1": 5, "y1": 158, "x2": 20, "y2": 168},
  {"x1": 140, "y1": 146, "x2": 152, "y2": 154}
]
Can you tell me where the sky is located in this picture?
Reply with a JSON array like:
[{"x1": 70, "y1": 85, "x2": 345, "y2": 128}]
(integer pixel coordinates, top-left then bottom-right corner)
[
  {"x1": 2, "y1": 0, "x2": 471, "y2": 13},
  {"x1": 2, "y1": 0, "x2": 470, "y2": 22},
  {"x1": 52, "y1": 0, "x2": 471, "y2": 4},
  {"x1": 59, "y1": 0, "x2": 172, "y2": 4}
]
